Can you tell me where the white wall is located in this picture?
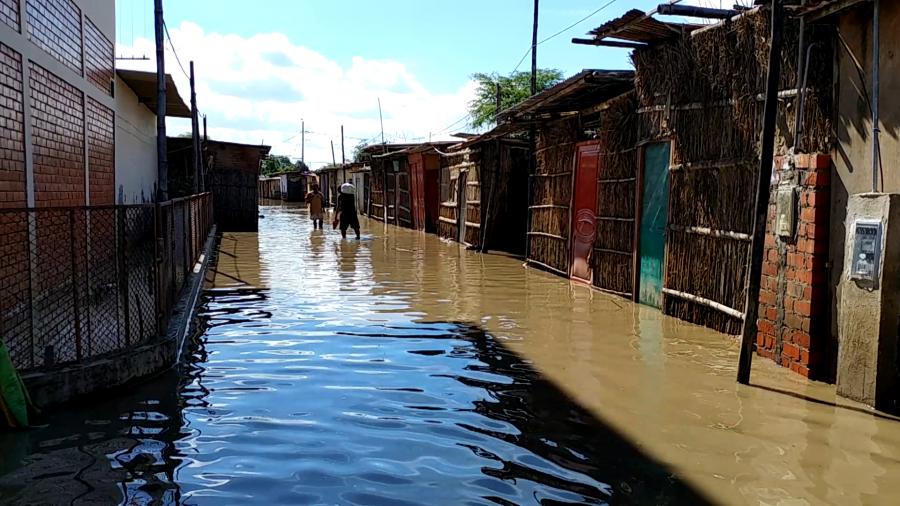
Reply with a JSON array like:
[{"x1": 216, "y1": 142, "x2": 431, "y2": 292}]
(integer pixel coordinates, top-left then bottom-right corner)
[{"x1": 115, "y1": 75, "x2": 157, "y2": 203}]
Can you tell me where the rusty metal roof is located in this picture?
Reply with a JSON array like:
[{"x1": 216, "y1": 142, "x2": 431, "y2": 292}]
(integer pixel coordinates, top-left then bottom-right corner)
[
  {"x1": 496, "y1": 69, "x2": 634, "y2": 124},
  {"x1": 584, "y1": 8, "x2": 700, "y2": 46}
]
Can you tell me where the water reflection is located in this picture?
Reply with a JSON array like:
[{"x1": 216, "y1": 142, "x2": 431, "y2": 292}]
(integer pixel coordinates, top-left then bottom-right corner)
[{"x1": 2, "y1": 203, "x2": 900, "y2": 505}]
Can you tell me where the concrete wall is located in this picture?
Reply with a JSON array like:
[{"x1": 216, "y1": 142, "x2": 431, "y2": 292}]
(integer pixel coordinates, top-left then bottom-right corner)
[
  {"x1": 0, "y1": 0, "x2": 117, "y2": 207},
  {"x1": 114, "y1": 75, "x2": 157, "y2": 203},
  {"x1": 830, "y1": 2, "x2": 900, "y2": 354}
]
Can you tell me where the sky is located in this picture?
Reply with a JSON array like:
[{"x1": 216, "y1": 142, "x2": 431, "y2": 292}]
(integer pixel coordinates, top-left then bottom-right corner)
[{"x1": 114, "y1": 0, "x2": 738, "y2": 168}]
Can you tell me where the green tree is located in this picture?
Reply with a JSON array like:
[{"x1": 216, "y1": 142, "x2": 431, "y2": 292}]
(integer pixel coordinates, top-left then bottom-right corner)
[
  {"x1": 467, "y1": 69, "x2": 564, "y2": 129},
  {"x1": 352, "y1": 141, "x2": 369, "y2": 163},
  {"x1": 261, "y1": 155, "x2": 295, "y2": 176}
]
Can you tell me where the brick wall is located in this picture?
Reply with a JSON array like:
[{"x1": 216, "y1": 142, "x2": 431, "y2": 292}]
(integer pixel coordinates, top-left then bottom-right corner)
[
  {"x1": 0, "y1": 0, "x2": 19, "y2": 31},
  {"x1": 30, "y1": 62, "x2": 85, "y2": 207},
  {"x1": 87, "y1": 97, "x2": 113, "y2": 205},
  {"x1": 0, "y1": 42, "x2": 25, "y2": 206},
  {"x1": 757, "y1": 154, "x2": 832, "y2": 379},
  {"x1": 25, "y1": 0, "x2": 83, "y2": 75},
  {"x1": 83, "y1": 17, "x2": 113, "y2": 96}
]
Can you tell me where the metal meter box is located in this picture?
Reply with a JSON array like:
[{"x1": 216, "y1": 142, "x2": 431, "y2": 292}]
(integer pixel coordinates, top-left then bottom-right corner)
[
  {"x1": 775, "y1": 186, "x2": 796, "y2": 237},
  {"x1": 850, "y1": 219, "x2": 882, "y2": 283}
]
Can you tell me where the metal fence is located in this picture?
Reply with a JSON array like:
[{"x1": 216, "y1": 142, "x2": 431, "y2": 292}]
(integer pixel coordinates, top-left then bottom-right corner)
[{"x1": 0, "y1": 193, "x2": 213, "y2": 373}]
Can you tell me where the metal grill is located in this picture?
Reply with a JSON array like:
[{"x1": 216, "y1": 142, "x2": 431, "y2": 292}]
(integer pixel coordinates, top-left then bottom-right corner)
[{"x1": 0, "y1": 193, "x2": 213, "y2": 373}]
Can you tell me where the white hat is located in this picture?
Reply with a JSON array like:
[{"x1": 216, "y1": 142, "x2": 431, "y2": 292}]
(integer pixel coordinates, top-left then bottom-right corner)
[{"x1": 340, "y1": 182, "x2": 356, "y2": 195}]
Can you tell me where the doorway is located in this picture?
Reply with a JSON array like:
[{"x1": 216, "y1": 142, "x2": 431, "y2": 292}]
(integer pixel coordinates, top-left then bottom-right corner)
[
  {"x1": 570, "y1": 141, "x2": 602, "y2": 283},
  {"x1": 457, "y1": 170, "x2": 468, "y2": 244},
  {"x1": 638, "y1": 142, "x2": 671, "y2": 308}
]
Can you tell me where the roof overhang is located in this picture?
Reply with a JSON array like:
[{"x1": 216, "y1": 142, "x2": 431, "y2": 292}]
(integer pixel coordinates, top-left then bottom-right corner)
[
  {"x1": 791, "y1": 0, "x2": 871, "y2": 21},
  {"x1": 573, "y1": 8, "x2": 700, "y2": 49},
  {"x1": 496, "y1": 69, "x2": 634, "y2": 125},
  {"x1": 208, "y1": 139, "x2": 271, "y2": 154},
  {"x1": 117, "y1": 69, "x2": 192, "y2": 118}
]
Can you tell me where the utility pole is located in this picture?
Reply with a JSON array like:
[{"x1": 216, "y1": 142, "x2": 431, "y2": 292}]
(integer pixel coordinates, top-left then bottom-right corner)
[
  {"x1": 341, "y1": 125, "x2": 345, "y2": 164},
  {"x1": 301, "y1": 119, "x2": 305, "y2": 165},
  {"x1": 737, "y1": 0, "x2": 785, "y2": 385},
  {"x1": 331, "y1": 140, "x2": 336, "y2": 166},
  {"x1": 154, "y1": 0, "x2": 167, "y2": 201},
  {"x1": 203, "y1": 114, "x2": 207, "y2": 142},
  {"x1": 378, "y1": 98, "x2": 385, "y2": 147},
  {"x1": 189, "y1": 60, "x2": 199, "y2": 194},
  {"x1": 531, "y1": 0, "x2": 539, "y2": 95}
]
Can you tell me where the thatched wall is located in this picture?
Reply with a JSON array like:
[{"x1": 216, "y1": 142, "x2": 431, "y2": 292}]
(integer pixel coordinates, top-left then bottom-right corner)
[
  {"x1": 528, "y1": 118, "x2": 577, "y2": 274},
  {"x1": 593, "y1": 93, "x2": 639, "y2": 296},
  {"x1": 438, "y1": 150, "x2": 473, "y2": 242},
  {"x1": 632, "y1": 8, "x2": 833, "y2": 334}
]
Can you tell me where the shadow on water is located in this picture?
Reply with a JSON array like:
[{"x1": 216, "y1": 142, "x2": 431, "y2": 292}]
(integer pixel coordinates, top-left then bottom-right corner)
[{"x1": 0, "y1": 305, "x2": 711, "y2": 505}]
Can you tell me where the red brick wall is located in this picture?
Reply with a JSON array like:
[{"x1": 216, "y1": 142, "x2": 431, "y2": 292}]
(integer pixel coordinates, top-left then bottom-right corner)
[
  {"x1": 0, "y1": 0, "x2": 19, "y2": 31},
  {"x1": 25, "y1": 0, "x2": 83, "y2": 75},
  {"x1": 87, "y1": 97, "x2": 114, "y2": 205},
  {"x1": 30, "y1": 61, "x2": 85, "y2": 207},
  {"x1": 757, "y1": 154, "x2": 831, "y2": 379},
  {"x1": 83, "y1": 17, "x2": 113, "y2": 96},
  {"x1": 0, "y1": 42, "x2": 25, "y2": 207}
]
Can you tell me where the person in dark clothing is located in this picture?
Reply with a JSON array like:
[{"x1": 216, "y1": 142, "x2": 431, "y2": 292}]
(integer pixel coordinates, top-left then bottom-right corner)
[{"x1": 335, "y1": 180, "x2": 360, "y2": 239}]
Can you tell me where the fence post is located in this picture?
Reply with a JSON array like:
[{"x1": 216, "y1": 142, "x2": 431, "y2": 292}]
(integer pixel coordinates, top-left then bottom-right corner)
[
  {"x1": 153, "y1": 203, "x2": 161, "y2": 337},
  {"x1": 117, "y1": 208, "x2": 131, "y2": 347},
  {"x1": 69, "y1": 209, "x2": 83, "y2": 360}
]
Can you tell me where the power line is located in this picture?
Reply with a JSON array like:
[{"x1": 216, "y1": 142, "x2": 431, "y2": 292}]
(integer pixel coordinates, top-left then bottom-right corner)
[
  {"x1": 512, "y1": 0, "x2": 620, "y2": 73},
  {"x1": 163, "y1": 20, "x2": 190, "y2": 80}
]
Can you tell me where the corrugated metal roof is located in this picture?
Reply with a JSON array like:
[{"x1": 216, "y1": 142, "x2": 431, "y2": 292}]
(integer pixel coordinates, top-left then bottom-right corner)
[
  {"x1": 497, "y1": 69, "x2": 634, "y2": 123},
  {"x1": 585, "y1": 8, "x2": 700, "y2": 45}
]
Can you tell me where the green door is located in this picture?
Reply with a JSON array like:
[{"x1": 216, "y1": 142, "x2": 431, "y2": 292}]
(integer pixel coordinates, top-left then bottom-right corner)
[{"x1": 638, "y1": 142, "x2": 671, "y2": 308}]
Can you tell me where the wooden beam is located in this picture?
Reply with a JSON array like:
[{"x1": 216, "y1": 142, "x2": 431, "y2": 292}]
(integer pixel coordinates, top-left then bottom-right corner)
[
  {"x1": 571, "y1": 38, "x2": 648, "y2": 49},
  {"x1": 663, "y1": 288, "x2": 745, "y2": 320},
  {"x1": 657, "y1": 4, "x2": 738, "y2": 19}
]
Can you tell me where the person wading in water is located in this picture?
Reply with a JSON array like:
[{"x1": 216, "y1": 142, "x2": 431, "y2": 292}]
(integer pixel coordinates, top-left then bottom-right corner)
[
  {"x1": 305, "y1": 184, "x2": 325, "y2": 230},
  {"x1": 334, "y1": 180, "x2": 360, "y2": 239}
]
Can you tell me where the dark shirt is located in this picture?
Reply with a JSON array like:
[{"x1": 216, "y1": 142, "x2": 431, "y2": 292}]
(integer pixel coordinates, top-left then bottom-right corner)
[{"x1": 337, "y1": 192, "x2": 357, "y2": 216}]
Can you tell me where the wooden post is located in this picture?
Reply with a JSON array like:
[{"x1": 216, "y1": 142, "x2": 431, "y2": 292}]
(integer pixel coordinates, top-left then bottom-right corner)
[
  {"x1": 331, "y1": 140, "x2": 336, "y2": 166},
  {"x1": 203, "y1": 114, "x2": 207, "y2": 142},
  {"x1": 737, "y1": 0, "x2": 784, "y2": 385},
  {"x1": 154, "y1": 0, "x2": 168, "y2": 201},
  {"x1": 190, "y1": 61, "x2": 200, "y2": 194},
  {"x1": 341, "y1": 125, "x2": 346, "y2": 164},
  {"x1": 531, "y1": 0, "x2": 539, "y2": 95}
]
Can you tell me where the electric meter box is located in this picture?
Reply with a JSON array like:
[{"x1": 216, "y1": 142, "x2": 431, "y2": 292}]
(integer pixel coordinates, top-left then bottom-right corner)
[{"x1": 849, "y1": 219, "x2": 882, "y2": 283}]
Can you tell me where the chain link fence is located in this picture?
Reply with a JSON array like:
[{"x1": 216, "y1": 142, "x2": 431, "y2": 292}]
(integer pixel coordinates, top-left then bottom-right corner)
[{"x1": 0, "y1": 193, "x2": 213, "y2": 373}]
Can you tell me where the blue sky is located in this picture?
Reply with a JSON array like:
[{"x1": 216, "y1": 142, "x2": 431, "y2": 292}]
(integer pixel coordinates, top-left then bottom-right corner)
[{"x1": 114, "y1": 0, "x2": 720, "y2": 166}]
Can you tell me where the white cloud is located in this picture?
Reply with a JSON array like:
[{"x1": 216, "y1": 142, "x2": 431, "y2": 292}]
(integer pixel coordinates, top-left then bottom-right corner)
[{"x1": 118, "y1": 22, "x2": 477, "y2": 168}]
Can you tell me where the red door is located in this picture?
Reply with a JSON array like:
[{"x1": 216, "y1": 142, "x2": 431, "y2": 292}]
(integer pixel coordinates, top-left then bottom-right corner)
[
  {"x1": 408, "y1": 153, "x2": 426, "y2": 230},
  {"x1": 570, "y1": 141, "x2": 602, "y2": 282}
]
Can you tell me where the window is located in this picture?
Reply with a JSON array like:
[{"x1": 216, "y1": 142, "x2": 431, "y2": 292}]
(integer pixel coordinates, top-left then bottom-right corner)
[{"x1": 440, "y1": 166, "x2": 450, "y2": 203}]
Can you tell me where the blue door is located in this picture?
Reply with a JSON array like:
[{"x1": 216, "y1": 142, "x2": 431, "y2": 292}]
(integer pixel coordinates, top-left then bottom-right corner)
[{"x1": 638, "y1": 142, "x2": 670, "y2": 308}]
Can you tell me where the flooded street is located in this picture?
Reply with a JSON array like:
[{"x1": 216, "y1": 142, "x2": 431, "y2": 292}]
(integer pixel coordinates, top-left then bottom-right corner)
[{"x1": 3, "y1": 203, "x2": 900, "y2": 505}]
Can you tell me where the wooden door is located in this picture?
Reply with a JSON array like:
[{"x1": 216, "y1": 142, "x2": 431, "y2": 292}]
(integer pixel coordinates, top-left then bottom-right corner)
[
  {"x1": 409, "y1": 154, "x2": 426, "y2": 230},
  {"x1": 638, "y1": 142, "x2": 671, "y2": 308},
  {"x1": 570, "y1": 141, "x2": 602, "y2": 282},
  {"x1": 457, "y1": 171, "x2": 468, "y2": 243}
]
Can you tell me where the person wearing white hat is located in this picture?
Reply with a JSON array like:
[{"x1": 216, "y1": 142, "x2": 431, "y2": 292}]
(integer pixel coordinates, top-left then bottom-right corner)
[{"x1": 335, "y1": 180, "x2": 360, "y2": 239}]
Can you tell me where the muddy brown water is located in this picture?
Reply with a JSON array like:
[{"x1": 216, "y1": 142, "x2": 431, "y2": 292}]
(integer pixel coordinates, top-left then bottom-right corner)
[{"x1": 2, "y1": 202, "x2": 900, "y2": 505}]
